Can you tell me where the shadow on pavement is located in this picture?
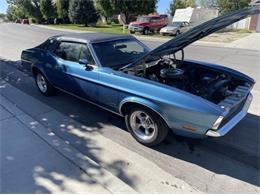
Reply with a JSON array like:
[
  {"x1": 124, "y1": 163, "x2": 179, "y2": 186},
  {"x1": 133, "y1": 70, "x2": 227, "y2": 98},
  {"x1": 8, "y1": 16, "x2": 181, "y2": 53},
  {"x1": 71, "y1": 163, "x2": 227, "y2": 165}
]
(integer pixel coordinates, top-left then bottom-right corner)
[
  {"x1": 1, "y1": 58, "x2": 259, "y2": 190},
  {"x1": 0, "y1": 59, "x2": 137, "y2": 193}
]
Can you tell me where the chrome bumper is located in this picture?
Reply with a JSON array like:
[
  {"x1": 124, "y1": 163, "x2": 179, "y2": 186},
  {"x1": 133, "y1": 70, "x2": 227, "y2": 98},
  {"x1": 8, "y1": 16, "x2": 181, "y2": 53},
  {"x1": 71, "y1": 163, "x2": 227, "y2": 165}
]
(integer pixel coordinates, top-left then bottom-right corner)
[
  {"x1": 128, "y1": 26, "x2": 143, "y2": 32},
  {"x1": 206, "y1": 93, "x2": 253, "y2": 137}
]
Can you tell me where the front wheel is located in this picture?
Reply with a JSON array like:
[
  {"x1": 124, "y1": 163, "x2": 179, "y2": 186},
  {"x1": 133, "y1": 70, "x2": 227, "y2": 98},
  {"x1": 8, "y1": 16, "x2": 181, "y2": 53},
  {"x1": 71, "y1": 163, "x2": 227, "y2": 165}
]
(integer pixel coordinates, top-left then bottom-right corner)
[
  {"x1": 125, "y1": 106, "x2": 169, "y2": 146},
  {"x1": 142, "y1": 27, "x2": 149, "y2": 35},
  {"x1": 35, "y1": 71, "x2": 56, "y2": 96}
]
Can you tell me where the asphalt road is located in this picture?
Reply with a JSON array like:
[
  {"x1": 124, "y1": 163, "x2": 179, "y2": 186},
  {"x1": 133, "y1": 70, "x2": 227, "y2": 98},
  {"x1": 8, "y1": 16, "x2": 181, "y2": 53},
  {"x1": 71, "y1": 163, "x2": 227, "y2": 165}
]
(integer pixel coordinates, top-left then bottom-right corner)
[{"x1": 0, "y1": 23, "x2": 259, "y2": 193}]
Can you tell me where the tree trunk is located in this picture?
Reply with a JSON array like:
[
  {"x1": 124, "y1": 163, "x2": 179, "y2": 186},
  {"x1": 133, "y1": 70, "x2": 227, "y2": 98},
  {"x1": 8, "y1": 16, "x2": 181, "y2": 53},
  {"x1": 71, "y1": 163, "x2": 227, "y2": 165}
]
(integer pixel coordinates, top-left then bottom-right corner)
[{"x1": 124, "y1": 12, "x2": 129, "y2": 24}]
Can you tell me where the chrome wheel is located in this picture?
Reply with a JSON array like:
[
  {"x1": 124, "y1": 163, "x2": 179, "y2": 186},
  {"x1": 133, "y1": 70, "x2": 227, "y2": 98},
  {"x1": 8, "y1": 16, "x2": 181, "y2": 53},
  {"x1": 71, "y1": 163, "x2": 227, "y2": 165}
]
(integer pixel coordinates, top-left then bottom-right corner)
[
  {"x1": 36, "y1": 74, "x2": 47, "y2": 93},
  {"x1": 129, "y1": 111, "x2": 157, "y2": 141}
]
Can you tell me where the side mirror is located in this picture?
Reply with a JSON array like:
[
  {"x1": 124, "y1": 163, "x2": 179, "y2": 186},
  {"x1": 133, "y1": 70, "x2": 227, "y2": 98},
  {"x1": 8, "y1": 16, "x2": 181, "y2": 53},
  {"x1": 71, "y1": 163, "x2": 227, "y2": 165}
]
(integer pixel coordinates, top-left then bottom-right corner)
[
  {"x1": 79, "y1": 58, "x2": 88, "y2": 65},
  {"x1": 79, "y1": 59, "x2": 92, "y2": 71}
]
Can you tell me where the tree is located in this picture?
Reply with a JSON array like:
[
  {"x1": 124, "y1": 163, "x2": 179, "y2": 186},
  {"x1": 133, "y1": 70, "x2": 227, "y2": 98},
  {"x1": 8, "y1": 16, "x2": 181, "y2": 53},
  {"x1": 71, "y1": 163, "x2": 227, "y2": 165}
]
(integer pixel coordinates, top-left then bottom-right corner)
[
  {"x1": 217, "y1": 0, "x2": 251, "y2": 14},
  {"x1": 185, "y1": 0, "x2": 196, "y2": 7},
  {"x1": 56, "y1": 0, "x2": 69, "y2": 19},
  {"x1": 169, "y1": 0, "x2": 196, "y2": 16},
  {"x1": 40, "y1": 0, "x2": 57, "y2": 19},
  {"x1": 95, "y1": 0, "x2": 114, "y2": 23},
  {"x1": 6, "y1": 5, "x2": 26, "y2": 21},
  {"x1": 6, "y1": 0, "x2": 43, "y2": 22},
  {"x1": 69, "y1": 0, "x2": 99, "y2": 26},
  {"x1": 200, "y1": 0, "x2": 218, "y2": 8},
  {"x1": 109, "y1": 0, "x2": 158, "y2": 23}
]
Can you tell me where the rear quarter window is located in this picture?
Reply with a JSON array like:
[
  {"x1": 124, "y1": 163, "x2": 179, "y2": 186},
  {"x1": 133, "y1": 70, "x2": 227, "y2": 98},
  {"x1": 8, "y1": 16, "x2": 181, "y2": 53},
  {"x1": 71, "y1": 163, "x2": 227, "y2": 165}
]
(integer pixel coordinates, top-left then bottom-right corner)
[
  {"x1": 54, "y1": 42, "x2": 83, "y2": 62},
  {"x1": 36, "y1": 38, "x2": 56, "y2": 51}
]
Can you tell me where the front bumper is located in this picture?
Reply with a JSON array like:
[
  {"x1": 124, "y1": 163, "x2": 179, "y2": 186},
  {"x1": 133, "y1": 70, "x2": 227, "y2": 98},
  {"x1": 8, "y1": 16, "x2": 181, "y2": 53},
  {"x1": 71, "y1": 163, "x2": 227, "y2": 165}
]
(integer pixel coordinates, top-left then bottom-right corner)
[
  {"x1": 128, "y1": 26, "x2": 144, "y2": 32},
  {"x1": 160, "y1": 30, "x2": 177, "y2": 35},
  {"x1": 206, "y1": 93, "x2": 252, "y2": 137}
]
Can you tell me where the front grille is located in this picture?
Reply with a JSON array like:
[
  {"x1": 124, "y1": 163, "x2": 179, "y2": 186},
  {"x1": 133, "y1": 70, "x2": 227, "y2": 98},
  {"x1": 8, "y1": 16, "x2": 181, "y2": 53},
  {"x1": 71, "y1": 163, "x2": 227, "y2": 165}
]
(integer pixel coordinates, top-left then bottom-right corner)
[
  {"x1": 219, "y1": 98, "x2": 247, "y2": 128},
  {"x1": 217, "y1": 84, "x2": 251, "y2": 129}
]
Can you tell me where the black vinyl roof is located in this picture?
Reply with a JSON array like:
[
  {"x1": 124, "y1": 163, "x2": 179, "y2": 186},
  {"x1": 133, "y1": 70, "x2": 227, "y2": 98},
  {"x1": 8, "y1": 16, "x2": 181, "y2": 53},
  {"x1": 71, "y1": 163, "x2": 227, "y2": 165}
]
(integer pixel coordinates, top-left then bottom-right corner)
[{"x1": 55, "y1": 32, "x2": 133, "y2": 43}]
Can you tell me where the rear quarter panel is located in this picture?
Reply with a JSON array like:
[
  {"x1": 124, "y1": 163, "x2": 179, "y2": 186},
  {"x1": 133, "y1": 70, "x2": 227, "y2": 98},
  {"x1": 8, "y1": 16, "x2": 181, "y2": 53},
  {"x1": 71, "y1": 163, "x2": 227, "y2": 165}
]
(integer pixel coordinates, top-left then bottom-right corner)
[{"x1": 21, "y1": 48, "x2": 47, "y2": 75}]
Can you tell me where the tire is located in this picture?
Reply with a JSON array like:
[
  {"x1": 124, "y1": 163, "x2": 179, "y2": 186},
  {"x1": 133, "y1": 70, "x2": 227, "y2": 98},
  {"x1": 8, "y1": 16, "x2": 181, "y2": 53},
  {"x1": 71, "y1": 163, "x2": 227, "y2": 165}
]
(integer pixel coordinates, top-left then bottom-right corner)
[
  {"x1": 176, "y1": 30, "x2": 181, "y2": 36},
  {"x1": 130, "y1": 31, "x2": 135, "y2": 34},
  {"x1": 34, "y1": 71, "x2": 56, "y2": 96},
  {"x1": 125, "y1": 106, "x2": 169, "y2": 146},
  {"x1": 142, "y1": 27, "x2": 149, "y2": 35}
]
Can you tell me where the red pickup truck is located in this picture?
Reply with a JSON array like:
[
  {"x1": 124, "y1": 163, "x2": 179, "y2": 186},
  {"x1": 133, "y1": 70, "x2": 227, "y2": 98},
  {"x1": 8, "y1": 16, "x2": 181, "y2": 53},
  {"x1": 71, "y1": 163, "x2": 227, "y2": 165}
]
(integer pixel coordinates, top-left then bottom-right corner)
[{"x1": 128, "y1": 15, "x2": 168, "y2": 35}]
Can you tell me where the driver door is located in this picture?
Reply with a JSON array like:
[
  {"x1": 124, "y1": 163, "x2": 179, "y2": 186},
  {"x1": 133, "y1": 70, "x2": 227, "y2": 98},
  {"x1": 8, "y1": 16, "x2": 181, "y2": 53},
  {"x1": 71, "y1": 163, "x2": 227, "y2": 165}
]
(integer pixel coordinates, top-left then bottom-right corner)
[{"x1": 51, "y1": 41, "x2": 100, "y2": 101}]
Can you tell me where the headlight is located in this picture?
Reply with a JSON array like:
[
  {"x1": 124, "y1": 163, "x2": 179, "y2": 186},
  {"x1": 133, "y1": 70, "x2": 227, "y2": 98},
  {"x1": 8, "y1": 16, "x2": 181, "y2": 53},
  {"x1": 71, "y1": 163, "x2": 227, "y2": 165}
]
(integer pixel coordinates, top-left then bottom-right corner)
[
  {"x1": 212, "y1": 116, "x2": 224, "y2": 130},
  {"x1": 160, "y1": 28, "x2": 167, "y2": 32}
]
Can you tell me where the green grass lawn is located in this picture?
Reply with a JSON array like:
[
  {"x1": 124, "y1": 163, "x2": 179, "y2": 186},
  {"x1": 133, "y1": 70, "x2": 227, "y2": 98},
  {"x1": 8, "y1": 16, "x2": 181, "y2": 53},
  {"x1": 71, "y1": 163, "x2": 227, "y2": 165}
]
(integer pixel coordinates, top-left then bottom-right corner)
[
  {"x1": 47, "y1": 23, "x2": 252, "y2": 43},
  {"x1": 47, "y1": 23, "x2": 129, "y2": 34}
]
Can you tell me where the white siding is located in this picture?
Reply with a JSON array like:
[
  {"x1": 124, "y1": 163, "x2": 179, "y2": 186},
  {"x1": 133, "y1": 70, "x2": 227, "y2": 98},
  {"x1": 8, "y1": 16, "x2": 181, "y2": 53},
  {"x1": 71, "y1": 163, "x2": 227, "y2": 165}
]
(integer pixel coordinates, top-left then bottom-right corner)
[
  {"x1": 256, "y1": 15, "x2": 260, "y2": 32},
  {"x1": 172, "y1": 7, "x2": 218, "y2": 27},
  {"x1": 229, "y1": 18, "x2": 251, "y2": 30}
]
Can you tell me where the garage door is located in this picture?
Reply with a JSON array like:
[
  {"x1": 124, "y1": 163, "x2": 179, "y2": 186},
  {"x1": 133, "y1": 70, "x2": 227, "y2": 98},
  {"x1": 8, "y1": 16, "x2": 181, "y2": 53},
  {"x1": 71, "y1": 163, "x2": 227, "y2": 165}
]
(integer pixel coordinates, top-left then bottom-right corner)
[{"x1": 256, "y1": 15, "x2": 260, "y2": 32}]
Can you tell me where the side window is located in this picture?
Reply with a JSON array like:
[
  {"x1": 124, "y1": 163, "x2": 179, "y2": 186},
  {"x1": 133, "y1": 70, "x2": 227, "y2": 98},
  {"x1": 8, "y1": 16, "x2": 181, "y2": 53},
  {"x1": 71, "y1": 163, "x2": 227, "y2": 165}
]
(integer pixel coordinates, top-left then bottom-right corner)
[
  {"x1": 79, "y1": 45, "x2": 96, "y2": 65},
  {"x1": 151, "y1": 17, "x2": 159, "y2": 23},
  {"x1": 114, "y1": 41, "x2": 145, "y2": 54},
  {"x1": 54, "y1": 42, "x2": 82, "y2": 62}
]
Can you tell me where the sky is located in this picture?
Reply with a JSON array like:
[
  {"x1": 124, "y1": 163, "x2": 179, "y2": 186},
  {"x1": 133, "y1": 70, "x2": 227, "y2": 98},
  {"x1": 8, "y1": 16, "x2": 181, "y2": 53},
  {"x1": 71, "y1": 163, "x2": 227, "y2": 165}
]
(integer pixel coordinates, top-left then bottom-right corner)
[
  {"x1": 0, "y1": 0, "x2": 8, "y2": 14},
  {"x1": 0, "y1": 0, "x2": 172, "y2": 14},
  {"x1": 157, "y1": 0, "x2": 173, "y2": 14}
]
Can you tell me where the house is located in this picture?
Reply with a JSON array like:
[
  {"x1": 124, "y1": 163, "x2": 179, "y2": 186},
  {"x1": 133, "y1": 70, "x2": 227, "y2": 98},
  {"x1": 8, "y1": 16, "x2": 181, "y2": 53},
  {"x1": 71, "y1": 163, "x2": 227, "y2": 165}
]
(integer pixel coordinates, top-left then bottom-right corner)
[
  {"x1": 249, "y1": 0, "x2": 260, "y2": 32},
  {"x1": 226, "y1": 0, "x2": 260, "y2": 32},
  {"x1": 172, "y1": 7, "x2": 219, "y2": 27},
  {"x1": 173, "y1": 2, "x2": 260, "y2": 32}
]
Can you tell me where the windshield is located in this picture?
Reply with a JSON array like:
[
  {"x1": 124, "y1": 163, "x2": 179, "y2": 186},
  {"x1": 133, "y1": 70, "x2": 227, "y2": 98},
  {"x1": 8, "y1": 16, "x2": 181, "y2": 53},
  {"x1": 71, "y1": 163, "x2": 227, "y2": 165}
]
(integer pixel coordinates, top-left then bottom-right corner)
[
  {"x1": 137, "y1": 17, "x2": 150, "y2": 22},
  {"x1": 92, "y1": 39, "x2": 149, "y2": 68},
  {"x1": 169, "y1": 22, "x2": 182, "y2": 27}
]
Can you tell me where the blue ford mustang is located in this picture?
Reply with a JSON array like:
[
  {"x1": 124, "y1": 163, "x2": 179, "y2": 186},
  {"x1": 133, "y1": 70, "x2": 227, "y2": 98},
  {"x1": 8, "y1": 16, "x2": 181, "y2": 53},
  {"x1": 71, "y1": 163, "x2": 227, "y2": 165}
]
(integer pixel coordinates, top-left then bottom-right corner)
[{"x1": 21, "y1": 7, "x2": 259, "y2": 146}]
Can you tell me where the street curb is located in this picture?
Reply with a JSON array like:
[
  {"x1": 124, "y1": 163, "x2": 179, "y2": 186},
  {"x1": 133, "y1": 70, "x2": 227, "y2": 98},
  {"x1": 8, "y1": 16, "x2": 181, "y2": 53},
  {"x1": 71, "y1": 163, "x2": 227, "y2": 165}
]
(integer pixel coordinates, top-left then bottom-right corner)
[
  {"x1": 2, "y1": 58, "x2": 260, "y2": 175},
  {"x1": 0, "y1": 85, "x2": 137, "y2": 194},
  {"x1": 0, "y1": 80, "x2": 201, "y2": 193},
  {"x1": 2, "y1": 54, "x2": 260, "y2": 168}
]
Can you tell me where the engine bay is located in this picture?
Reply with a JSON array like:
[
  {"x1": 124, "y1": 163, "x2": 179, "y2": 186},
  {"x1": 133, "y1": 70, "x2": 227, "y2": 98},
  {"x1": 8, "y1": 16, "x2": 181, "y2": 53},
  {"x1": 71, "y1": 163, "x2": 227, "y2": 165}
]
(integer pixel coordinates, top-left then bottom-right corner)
[{"x1": 123, "y1": 57, "x2": 251, "y2": 105}]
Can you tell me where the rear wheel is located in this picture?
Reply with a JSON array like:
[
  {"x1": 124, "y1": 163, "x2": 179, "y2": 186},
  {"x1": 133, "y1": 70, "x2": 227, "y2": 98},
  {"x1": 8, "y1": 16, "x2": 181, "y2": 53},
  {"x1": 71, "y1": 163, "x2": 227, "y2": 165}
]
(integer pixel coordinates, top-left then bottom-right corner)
[
  {"x1": 35, "y1": 71, "x2": 56, "y2": 96},
  {"x1": 125, "y1": 106, "x2": 169, "y2": 146}
]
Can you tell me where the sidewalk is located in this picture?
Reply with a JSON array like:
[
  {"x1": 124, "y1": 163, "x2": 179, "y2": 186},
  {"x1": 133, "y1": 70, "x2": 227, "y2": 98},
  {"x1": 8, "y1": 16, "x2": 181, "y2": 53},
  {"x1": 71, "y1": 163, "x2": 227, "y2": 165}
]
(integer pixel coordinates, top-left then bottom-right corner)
[
  {"x1": 0, "y1": 88, "x2": 134, "y2": 193},
  {"x1": 0, "y1": 80, "x2": 200, "y2": 193},
  {"x1": 228, "y1": 33, "x2": 260, "y2": 50}
]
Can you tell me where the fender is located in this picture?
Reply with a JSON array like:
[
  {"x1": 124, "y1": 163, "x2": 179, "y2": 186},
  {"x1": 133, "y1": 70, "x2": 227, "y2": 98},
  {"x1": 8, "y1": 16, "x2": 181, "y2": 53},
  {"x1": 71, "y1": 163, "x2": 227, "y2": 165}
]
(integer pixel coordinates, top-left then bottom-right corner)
[{"x1": 119, "y1": 96, "x2": 171, "y2": 128}]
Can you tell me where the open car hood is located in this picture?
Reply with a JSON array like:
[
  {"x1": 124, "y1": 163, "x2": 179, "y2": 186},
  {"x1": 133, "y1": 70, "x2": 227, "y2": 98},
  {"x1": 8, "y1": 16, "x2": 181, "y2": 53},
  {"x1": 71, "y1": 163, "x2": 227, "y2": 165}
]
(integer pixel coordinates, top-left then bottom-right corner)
[{"x1": 122, "y1": 6, "x2": 260, "y2": 69}]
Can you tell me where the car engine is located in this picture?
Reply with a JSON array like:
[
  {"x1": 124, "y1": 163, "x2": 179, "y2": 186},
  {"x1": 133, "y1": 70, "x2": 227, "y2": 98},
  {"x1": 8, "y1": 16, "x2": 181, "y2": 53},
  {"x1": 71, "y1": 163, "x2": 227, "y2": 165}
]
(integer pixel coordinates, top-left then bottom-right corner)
[{"x1": 142, "y1": 58, "x2": 247, "y2": 104}]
